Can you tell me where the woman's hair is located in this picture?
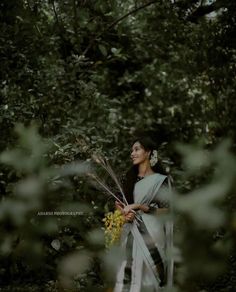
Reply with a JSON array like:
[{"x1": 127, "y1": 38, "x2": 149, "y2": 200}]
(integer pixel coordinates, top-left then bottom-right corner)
[{"x1": 122, "y1": 136, "x2": 167, "y2": 204}]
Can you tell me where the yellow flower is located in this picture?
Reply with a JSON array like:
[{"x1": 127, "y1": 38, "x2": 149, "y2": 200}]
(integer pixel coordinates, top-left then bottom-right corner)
[{"x1": 103, "y1": 209, "x2": 125, "y2": 248}]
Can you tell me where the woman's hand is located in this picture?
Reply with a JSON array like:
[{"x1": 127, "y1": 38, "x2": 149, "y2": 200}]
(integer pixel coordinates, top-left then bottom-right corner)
[
  {"x1": 124, "y1": 211, "x2": 135, "y2": 223},
  {"x1": 123, "y1": 203, "x2": 140, "y2": 215},
  {"x1": 115, "y1": 201, "x2": 125, "y2": 213},
  {"x1": 116, "y1": 201, "x2": 150, "y2": 214},
  {"x1": 115, "y1": 202, "x2": 135, "y2": 222}
]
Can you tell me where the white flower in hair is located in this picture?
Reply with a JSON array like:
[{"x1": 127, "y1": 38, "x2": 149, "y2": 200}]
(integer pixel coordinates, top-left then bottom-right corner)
[{"x1": 150, "y1": 150, "x2": 158, "y2": 167}]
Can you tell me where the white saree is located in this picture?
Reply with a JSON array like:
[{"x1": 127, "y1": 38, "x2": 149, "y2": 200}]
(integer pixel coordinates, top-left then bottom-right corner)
[{"x1": 114, "y1": 173, "x2": 174, "y2": 292}]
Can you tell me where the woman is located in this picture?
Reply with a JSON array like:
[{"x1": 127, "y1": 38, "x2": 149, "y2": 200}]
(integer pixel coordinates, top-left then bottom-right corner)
[{"x1": 114, "y1": 137, "x2": 173, "y2": 292}]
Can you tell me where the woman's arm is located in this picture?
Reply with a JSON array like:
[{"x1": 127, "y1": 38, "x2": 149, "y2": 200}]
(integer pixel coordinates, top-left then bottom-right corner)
[
  {"x1": 122, "y1": 203, "x2": 169, "y2": 214},
  {"x1": 138, "y1": 204, "x2": 169, "y2": 214},
  {"x1": 116, "y1": 177, "x2": 170, "y2": 217},
  {"x1": 123, "y1": 204, "x2": 168, "y2": 214}
]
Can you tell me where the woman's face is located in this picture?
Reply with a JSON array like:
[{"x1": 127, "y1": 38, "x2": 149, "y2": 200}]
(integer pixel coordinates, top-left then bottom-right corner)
[{"x1": 130, "y1": 141, "x2": 150, "y2": 165}]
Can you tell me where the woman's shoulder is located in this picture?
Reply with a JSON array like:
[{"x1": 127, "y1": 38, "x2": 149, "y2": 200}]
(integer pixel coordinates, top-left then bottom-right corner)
[
  {"x1": 152, "y1": 173, "x2": 168, "y2": 187},
  {"x1": 142, "y1": 173, "x2": 167, "y2": 186},
  {"x1": 154, "y1": 172, "x2": 167, "y2": 180}
]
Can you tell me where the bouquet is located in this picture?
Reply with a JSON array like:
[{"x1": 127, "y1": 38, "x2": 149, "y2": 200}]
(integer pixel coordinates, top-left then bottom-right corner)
[
  {"x1": 103, "y1": 209, "x2": 125, "y2": 248},
  {"x1": 87, "y1": 154, "x2": 136, "y2": 248}
]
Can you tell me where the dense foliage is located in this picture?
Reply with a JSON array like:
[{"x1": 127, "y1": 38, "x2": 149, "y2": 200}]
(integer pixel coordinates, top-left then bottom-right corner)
[{"x1": 0, "y1": 0, "x2": 236, "y2": 291}]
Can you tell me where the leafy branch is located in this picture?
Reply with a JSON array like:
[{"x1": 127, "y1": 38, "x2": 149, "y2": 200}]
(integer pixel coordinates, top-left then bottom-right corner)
[
  {"x1": 82, "y1": 0, "x2": 159, "y2": 56},
  {"x1": 187, "y1": 0, "x2": 229, "y2": 21}
]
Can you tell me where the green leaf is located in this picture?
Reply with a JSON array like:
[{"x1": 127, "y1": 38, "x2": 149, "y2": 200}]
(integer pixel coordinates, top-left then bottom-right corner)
[{"x1": 98, "y1": 44, "x2": 108, "y2": 56}]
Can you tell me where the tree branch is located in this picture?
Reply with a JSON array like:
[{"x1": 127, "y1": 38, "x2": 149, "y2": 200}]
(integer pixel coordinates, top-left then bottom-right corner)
[
  {"x1": 73, "y1": 0, "x2": 78, "y2": 36},
  {"x1": 106, "y1": 0, "x2": 158, "y2": 31},
  {"x1": 82, "y1": 0, "x2": 159, "y2": 56},
  {"x1": 25, "y1": 0, "x2": 42, "y2": 36},
  {"x1": 52, "y1": 0, "x2": 60, "y2": 25},
  {"x1": 187, "y1": 0, "x2": 227, "y2": 22}
]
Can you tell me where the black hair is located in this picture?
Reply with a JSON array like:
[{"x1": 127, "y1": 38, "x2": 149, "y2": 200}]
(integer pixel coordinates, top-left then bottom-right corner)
[{"x1": 122, "y1": 136, "x2": 167, "y2": 204}]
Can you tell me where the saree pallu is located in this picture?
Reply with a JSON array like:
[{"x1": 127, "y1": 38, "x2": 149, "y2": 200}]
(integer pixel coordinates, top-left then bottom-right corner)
[{"x1": 114, "y1": 173, "x2": 174, "y2": 292}]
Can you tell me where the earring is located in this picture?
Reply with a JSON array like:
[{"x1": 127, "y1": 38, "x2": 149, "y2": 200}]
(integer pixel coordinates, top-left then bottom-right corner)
[{"x1": 150, "y1": 150, "x2": 158, "y2": 167}]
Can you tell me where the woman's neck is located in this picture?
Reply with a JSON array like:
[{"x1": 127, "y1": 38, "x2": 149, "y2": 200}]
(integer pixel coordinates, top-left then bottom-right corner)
[{"x1": 138, "y1": 161, "x2": 154, "y2": 177}]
